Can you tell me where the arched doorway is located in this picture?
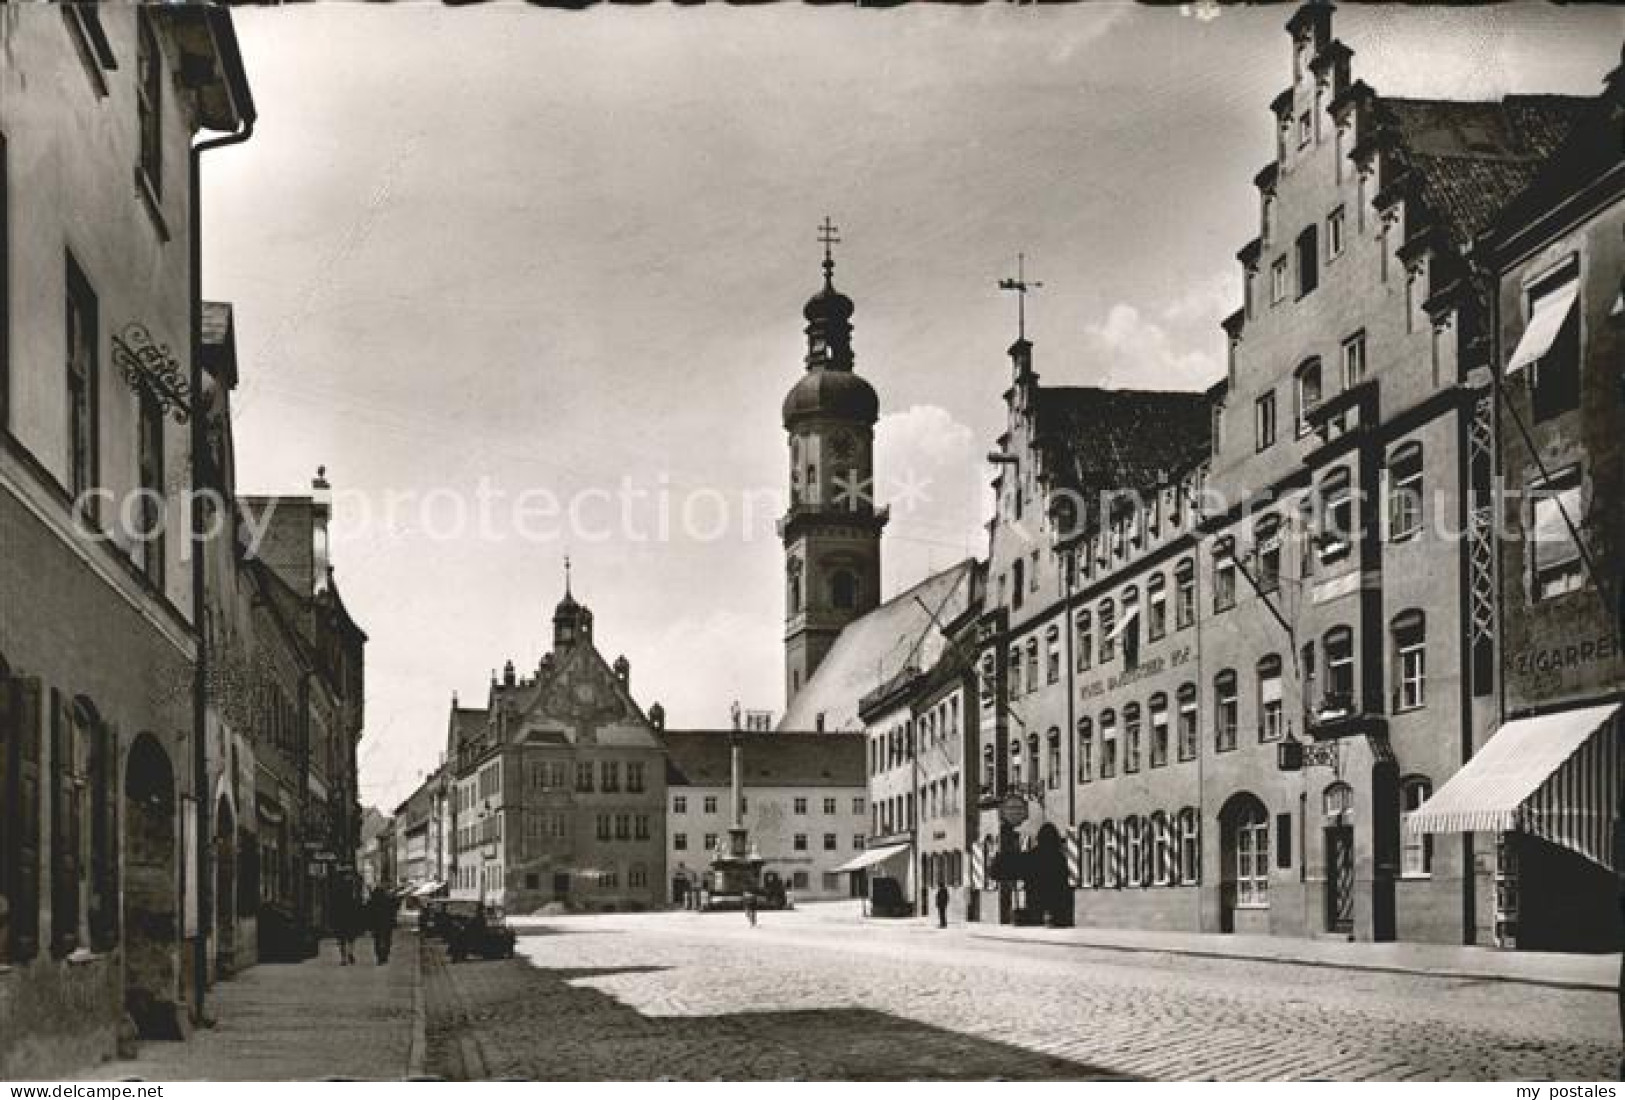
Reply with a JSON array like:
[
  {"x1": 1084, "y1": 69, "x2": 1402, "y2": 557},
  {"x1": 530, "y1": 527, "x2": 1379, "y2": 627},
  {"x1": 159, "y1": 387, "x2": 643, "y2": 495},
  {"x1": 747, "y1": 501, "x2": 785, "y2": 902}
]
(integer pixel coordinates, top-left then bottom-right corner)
[
  {"x1": 1218, "y1": 792, "x2": 1269, "y2": 934},
  {"x1": 125, "y1": 734, "x2": 180, "y2": 1039},
  {"x1": 214, "y1": 797, "x2": 237, "y2": 979},
  {"x1": 1322, "y1": 782, "x2": 1355, "y2": 934}
]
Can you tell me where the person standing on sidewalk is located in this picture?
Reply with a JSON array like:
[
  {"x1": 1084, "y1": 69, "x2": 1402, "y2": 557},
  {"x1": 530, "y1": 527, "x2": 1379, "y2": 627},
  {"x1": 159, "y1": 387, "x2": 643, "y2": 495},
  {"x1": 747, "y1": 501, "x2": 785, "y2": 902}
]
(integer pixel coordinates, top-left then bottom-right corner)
[
  {"x1": 368, "y1": 887, "x2": 399, "y2": 964},
  {"x1": 743, "y1": 891, "x2": 757, "y2": 927},
  {"x1": 935, "y1": 884, "x2": 950, "y2": 929},
  {"x1": 333, "y1": 882, "x2": 360, "y2": 966}
]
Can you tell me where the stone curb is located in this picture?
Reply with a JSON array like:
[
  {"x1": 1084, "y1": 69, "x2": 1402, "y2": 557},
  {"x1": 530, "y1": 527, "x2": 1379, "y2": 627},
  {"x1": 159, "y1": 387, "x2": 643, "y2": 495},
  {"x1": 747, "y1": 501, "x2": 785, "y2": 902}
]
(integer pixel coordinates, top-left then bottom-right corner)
[{"x1": 965, "y1": 929, "x2": 1619, "y2": 993}]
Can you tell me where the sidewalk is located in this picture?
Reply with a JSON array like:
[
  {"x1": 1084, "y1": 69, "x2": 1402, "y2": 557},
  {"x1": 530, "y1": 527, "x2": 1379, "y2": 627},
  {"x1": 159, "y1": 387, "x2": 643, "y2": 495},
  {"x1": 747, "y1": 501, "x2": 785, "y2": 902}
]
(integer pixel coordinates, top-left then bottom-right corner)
[
  {"x1": 80, "y1": 933, "x2": 423, "y2": 1081},
  {"x1": 789, "y1": 899, "x2": 1621, "y2": 991},
  {"x1": 964, "y1": 924, "x2": 1622, "y2": 992}
]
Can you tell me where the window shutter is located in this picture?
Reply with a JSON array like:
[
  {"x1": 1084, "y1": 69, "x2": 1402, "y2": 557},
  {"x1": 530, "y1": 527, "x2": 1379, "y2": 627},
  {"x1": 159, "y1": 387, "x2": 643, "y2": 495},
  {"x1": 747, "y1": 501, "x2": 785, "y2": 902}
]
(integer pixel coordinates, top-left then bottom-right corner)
[
  {"x1": 93, "y1": 722, "x2": 120, "y2": 950},
  {"x1": 8, "y1": 677, "x2": 43, "y2": 962},
  {"x1": 50, "y1": 691, "x2": 80, "y2": 957}
]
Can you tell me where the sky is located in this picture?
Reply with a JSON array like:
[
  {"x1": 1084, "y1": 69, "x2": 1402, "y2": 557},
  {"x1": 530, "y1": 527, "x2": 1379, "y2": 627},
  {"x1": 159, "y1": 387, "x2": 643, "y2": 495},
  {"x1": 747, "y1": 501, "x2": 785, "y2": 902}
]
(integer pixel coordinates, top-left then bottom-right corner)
[{"x1": 200, "y1": 1, "x2": 1624, "y2": 813}]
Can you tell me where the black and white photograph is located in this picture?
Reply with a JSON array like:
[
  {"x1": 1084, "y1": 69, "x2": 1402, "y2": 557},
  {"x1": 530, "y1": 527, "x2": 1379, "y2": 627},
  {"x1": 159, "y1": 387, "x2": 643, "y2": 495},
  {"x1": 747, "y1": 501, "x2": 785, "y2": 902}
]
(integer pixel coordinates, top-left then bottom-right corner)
[{"x1": 1, "y1": 0, "x2": 1623, "y2": 1084}]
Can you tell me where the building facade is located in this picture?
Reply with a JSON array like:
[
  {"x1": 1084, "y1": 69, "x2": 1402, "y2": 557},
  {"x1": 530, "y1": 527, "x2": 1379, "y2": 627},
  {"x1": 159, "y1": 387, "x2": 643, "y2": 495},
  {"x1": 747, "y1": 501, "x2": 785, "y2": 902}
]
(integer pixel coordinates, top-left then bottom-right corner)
[
  {"x1": 661, "y1": 727, "x2": 867, "y2": 903},
  {"x1": 0, "y1": 6, "x2": 253, "y2": 1076},
  {"x1": 448, "y1": 586, "x2": 667, "y2": 914}
]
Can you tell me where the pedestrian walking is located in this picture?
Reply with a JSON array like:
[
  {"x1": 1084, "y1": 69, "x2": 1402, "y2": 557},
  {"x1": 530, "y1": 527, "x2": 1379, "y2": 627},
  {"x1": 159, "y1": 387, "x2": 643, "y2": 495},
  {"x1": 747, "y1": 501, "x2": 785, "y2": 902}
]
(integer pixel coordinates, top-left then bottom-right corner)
[
  {"x1": 333, "y1": 882, "x2": 360, "y2": 966},
  {"x1": 935, "y1": 884, "x2": 950, "y2": 929},
  {"x1": 743, "y1": 891, "x2": 757, "y2": 928},
  {"x1": 367, "y1": 886, "x2": 399, "y2": 964}
]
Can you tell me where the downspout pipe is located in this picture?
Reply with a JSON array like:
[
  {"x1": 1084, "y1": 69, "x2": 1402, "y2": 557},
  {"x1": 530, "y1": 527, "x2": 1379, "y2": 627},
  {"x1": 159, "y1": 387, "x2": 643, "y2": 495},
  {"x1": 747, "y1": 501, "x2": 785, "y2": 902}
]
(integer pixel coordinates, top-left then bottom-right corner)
[{"x1": 188, "y1": 7, "x2": 256, "y2": 1021}]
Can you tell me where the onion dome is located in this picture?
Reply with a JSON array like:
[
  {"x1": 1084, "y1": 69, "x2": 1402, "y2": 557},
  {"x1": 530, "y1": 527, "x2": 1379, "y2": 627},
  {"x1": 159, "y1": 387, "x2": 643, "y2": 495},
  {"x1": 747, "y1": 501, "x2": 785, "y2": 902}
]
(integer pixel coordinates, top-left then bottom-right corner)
[{"x1": 782, "y1": 368, "x2": 878, "y2": 427}]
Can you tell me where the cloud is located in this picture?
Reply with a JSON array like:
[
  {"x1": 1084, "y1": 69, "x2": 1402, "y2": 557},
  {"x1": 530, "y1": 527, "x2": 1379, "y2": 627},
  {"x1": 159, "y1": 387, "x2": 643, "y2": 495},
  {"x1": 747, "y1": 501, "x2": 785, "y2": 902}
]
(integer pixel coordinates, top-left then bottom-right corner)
[
  {"x1": 875, "y1": 404, "x2": 988, "y2": 594},
  {"x1": 1082, "y1": 302, "x2": 1225, "y2": 392}
]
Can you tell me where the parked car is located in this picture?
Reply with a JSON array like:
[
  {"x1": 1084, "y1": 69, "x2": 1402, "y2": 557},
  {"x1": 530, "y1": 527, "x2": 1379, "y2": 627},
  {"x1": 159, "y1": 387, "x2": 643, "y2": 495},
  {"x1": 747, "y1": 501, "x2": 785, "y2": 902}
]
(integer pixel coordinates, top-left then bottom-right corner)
[
  {"x1": 446, "y1": 904, "x2": 517, "y2": 962},
  {"x1": 422, "y1": 898, "x2": 481, "y2": 941}
]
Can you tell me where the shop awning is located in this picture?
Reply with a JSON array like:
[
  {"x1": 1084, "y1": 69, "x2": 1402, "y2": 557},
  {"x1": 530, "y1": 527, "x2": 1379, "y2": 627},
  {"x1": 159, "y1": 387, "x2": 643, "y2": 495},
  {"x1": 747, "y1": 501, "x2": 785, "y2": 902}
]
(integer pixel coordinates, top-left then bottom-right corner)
[
  {"x1": 832, "y1": 843, "x2": 910, "y2": 874},
  {"x1": 1505, "y1": 277, "x2": 1578, "y2": 375},
  {"x1": 1408, "y1": 703, "x2": 1621, "y2": 869},
  {"x1": 409, "y1": 880, "x2": 446, "y2": 898}
]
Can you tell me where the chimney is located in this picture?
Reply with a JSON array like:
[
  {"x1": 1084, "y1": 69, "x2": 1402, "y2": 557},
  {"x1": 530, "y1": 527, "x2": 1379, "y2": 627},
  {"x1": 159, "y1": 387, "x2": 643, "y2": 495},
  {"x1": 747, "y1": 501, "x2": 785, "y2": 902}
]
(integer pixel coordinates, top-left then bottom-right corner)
[{"x1": 312, "y1": 465, "x2": 332, "y2": 594}]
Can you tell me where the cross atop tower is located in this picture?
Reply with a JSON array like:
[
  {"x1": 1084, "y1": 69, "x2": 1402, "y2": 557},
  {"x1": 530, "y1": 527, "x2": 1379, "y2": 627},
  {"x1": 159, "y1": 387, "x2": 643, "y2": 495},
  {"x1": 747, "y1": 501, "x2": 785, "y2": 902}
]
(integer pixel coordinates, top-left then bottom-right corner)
[
  {"x1": 817, "y1": 216, "x2": 841, "y2": 285},
  {"x1": 997, "y1": 252, "x2": 1042, "y2": 342}
]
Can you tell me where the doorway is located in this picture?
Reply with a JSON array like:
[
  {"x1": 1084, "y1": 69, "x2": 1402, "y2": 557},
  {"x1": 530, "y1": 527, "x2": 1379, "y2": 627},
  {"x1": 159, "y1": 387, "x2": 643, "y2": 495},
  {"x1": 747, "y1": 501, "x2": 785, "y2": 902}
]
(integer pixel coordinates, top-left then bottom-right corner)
[
  {"x1": 552, "y1": 872, "x2": 571, "y2": 901},
  {"x1": 1323, "y1": 782, "x2": 1355, "y2": 934},
  {"x1": 125, "y1": 734, "x2": 180, "y2": 1038},
  {"x1": 215, "y1": 798, "x2": 237, "y2": 978}
]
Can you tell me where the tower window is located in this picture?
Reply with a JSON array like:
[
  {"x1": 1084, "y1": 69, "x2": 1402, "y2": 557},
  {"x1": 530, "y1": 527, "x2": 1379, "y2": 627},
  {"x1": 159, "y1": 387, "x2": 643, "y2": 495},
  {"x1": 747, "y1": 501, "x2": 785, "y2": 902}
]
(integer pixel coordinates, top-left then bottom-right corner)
[{"x1": 831, "y1": 570, "x2": 858, "y2": 611}]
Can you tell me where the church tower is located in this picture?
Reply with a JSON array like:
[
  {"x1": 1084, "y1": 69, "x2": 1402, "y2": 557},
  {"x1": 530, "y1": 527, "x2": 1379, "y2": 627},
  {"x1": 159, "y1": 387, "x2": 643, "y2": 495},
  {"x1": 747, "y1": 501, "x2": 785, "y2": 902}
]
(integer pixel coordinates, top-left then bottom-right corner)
[{"x1": 779, "y1": 219, "x2": 886, "y2": 708}]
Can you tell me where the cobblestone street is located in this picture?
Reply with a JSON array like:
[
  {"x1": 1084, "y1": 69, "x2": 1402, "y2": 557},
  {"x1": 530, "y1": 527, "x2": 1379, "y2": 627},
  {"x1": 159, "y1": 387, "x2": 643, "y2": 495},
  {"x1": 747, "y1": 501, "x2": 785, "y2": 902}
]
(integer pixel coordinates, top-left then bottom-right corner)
[{"x1": 423, "y1": 908, "x2": 1620, "y2": 1081}]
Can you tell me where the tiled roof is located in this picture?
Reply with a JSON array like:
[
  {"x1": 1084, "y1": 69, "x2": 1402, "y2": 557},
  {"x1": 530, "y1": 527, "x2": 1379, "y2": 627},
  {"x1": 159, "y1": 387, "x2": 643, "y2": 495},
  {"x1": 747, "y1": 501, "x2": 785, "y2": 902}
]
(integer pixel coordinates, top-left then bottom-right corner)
[
  {"x1": 1377, "y1": 95, "x2": 1591, "y2": 248},
  {"x1": 663, "y1": 730, "x2": 866, "y2": 788},
  {"x1": 1490, "y1": 83, "x2": 1621, "y2": 239},
  {"x1": 1033, "y1": 387, "x2": 1213, "y2": 495},
  {"x1": 778, "y1": 560, "x2": 977, "y2": 733}
]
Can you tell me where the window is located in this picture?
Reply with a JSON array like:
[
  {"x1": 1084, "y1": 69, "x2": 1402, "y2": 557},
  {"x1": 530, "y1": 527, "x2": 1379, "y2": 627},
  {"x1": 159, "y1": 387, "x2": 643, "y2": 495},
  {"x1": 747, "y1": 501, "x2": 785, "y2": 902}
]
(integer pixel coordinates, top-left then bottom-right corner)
[
  {"x1": 1319, "y1": 468, "x2": 1353, "y2": 563},
  {"x1": 1026, "y1": 734, "x2": 1039, "y2": 791},
  {"x1": 1120, "y1": 587, "x2": 1141, "y2": 671},
  {"x1": 853, "y1": 797, "x2": 865, "y2": 815},
  {"x1": 1147, "y1": 573, "x2": 1167, "y2": 641},
  {"x1": 1392, "y1": 610, "x2": 1426, "y2": 712},
  {"x1": 1341, "y1": 330, "x2": 1366, "y2": 389},
  {"x1": 1176, "y1": 683, "x2": 1198, "y2": 762},
  {"x1": 1530, "y1": 468, "x2": 1585, "y2": 600},
  {"x1": 1257, "y1": 655, "x2": 1283, "y2": 741},
  {"x1": 1175, "y1": 559, "x2": 1196, "y2": 629},
  {"x1": 703, "y1": 795, "x2": 718, "y2": 814},
  {"x1": 1098, "y1": 600, "x2": 1116, "y2": 664},
  {"x1": 793, "y1": 833, "x2": 807, "y2": 852},
  {"x1": 1297, "y1": 111, "x2": 1312, "y2": 147},
  {"x1": 1401, "y1": 777, "x2": 1434, "y2": 876},
  {"x1": 823, "y1": 797, "x2": 836, "y2": 815},
  {"x1": 1006, "y1": 646, "x2": 1021, "y2": 698},
  {"x1": 575, "y1": 761, "x2": 594, "y2": 792},
  {"x1": 65, "y1": 254, "x2": 99, "y2": 507},
  {"x1": 1079, "y1": 824, "x2": 1098, "y2": 889},
  {"x1": 1076, "y1": 718, "x2": 1093, "y2": 783},
  {"x1": 627, "y1": 761, "x2": 645, "y2": 793},
  {"x1": 703, "y1": 833, "x2": 717, "y2": 852},
  {"x1": 614, "y1": 813, "x2": 630, "y2": 840},
  {"x1": 1296, "y1": 226, "x2": 1319, "y2": 297},
  {"x1": 1046, "y1": 728, "x2": 1061, "y2": 790},
  {"x1": 1123, "y1": 705, "x2": 1141, "y2": 774},
  {"x1": 673, "y1": 795, "x2": 687, "y2": 814},
  {"x1": 629, "y1": 864, "x2": 648, "y2": 889},
  {"x1": 1215, "y1": 671, "x2": 1238, "y2": 751},
  {"x1": 853, "y1": 834, "x2": 865, "y2": 850},
  {"x1": 1149, "y1": 694, "x2": 1169, "y2": 768},
  {"x1": 1324, "y1": 626, "x2": 1355, "y2": 712},
  {"x1": 823, "y1": 833, "x2": 837, "y2": 851},
  {"x1": 1524, "y1": 265, "x2": 1581, "y2": 422},
  {"x1": 1045, "y1": 626, "x2": 1060, "y2": 684},
  {"x1": 831, "y1": 570, "x2": 858, "y2": 610},
  {"x1": 1387, "y1": 443, "x2": 1424, "y2": 542},
  {"x1": 1011, "y1": 559, "x2": 1025, "y2": 611},
  {"x1": 1100, "y1": 710, "x2": 1118, "y2": 779},
  {"x1": 1177, "y1": 808, "x2": 1200, "y2": 885},
  {"x1": 1123, "y1": 817, "x2": 1144, "y2": 888},
  {"x1": 1327, "y1": 207, "x2": 1345, "y2": 259},
  {"x1": 635, "y1": 815, "x2": 650, "y2": 841},
  {"x1": 1150, "y1": 812, "x2": 1173, "y2": 886},
  {"x1": 1294, "y1": 359, "x2": 1322, "y2": 436},
  {"x1": 134, "y1": 386, "x2": 165, "y2": 586},
  {"x1": 1076, "y1": 611, "x2": 1092, "y2": 671},
  {"x1": 595, "y1": 814, "x2": 611, "y2": 841},
  {"x1": 1234, "y1": 801, "x2": 1270, "y2": 907},
  {"x1": 1270, "y1": 257, "x2": 1288, "y2": 304},
  {"x1": 794, "y1": 797, "x2": 807, "y2": 815},
  {"x1": 1254, "y1": 391, "x2": 1276, "y2": 451},
  {"x1": 601, "y1": 761, "x2": 619, "y2": 792},
  {"x1": 1255, "y1": 515, "x2": 1281, "y2": 594},
  {"x1": 1213, "y1": 540, "x2": 1236, "y2": 613},
  {"x1": 1101, "y1": 821, "x2": 1120, "y2": 888},
  {"x1": 136, "y1": 14, "x2": 162, "y2": 200}
]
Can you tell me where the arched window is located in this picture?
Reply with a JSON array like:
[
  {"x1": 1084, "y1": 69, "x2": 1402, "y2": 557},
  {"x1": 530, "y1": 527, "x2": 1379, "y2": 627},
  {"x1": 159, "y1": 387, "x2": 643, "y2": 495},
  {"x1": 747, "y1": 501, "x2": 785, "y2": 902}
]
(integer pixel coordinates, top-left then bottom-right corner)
[
  {"x1": 1214, "y1": 670, "x2": 1238, "y2": 751},
  {"x1": 1076, "y1": 610, "x2": 1093, "y2": 671},
  {"x1": 1256, "y1": 654, "x2": 1284, "y2": 742},
  {"x1": 1177, "y1": 807, "x2": 1200, "y2": 886},
  {"x1": 1224, "y1": 795, "x2": 1270, "y2": 908},
  {"x1": 1295, "y1": 357, "x2": 1323, "y2": 435},
  {"x1": 1392, "y1": 609, "x2": 1427, "y2": 712},
  {"x1": 1079, "y1": 823, "x2": 1098, "y2": 888},
  {"x1": 1026, "y1": 732, "x2": 1040, "y2": 789},
  {"x1": 1323, "y1": 626, "x2": 1355, "y2": 711},
  {"x1": 787, "y1": 559, "x2": 803, "y2": 615},
  {"x1": 1100, "y1": 710, "x2": 1118, "y2": 779},
  {"x1": 1076, "y1": 718, "x2": 1094, "y2": 783},
  {"x1": 1150, "y1": 811, "x2": 1173, "y2": 886},
  {"x1": 1318, "y1": 467, "x2": 1353, "y2": 563},
  {"x1": 1045, "y1": 728, "x2": 1061, "y2": 790},
  {"x1": 1323, "y1": 781, "x2": 1353, "y2": 824},
  {"x1": 1149, "y1": 693, "x2": 1170, "y2": 768},
  {"x1": 1101, "y1": 820, "x2": 1120, "y2": 888},
  {"x1": 1123, "y1": 816, "x2": 1143, "y2": 887},
  {"x1": 1025, "y1": 637, "x2": 1039, "y2": 694},
  {"x1": 1147, "y1": 572, "x2": 1168, "y2": 641},
  {"x1": 1098, "y1": 599, "x2": 1117, "y2": 663},
  {"x1": 831, "y1": 569, "x2": 858, "y2": 611},
  {"x1": 1213, "y1": 537, "x2": 1237, "y2": 612},
  {"x1": 1007, "y1": 646, "x2": 1021, "y2": 697},
  {"x1": 1401, "y1": 776, "x2": 1434, "y2": 876},
  {"x1": 1176, "y1": 683, "x2": 1198, "y2": 762},
  {"x1": 1254, "y1": 513, "x2": 1282, "y2": 594},
  {"x1": 1121, "y1": 586, "x2": 1142, "y2": 670},
  {"x1": 1388, "y1": 442, "x2": 1424, "y2": 542},
  {"x1": 1045, "y1": 625, "x2": 1061, "y2": 684},
  {"x1": 1123, "y1": 703, "x2": 1142, "y2": 774},
  {"x1": 1175, "y1": 558, "x2": 1196, "y2": 629}
]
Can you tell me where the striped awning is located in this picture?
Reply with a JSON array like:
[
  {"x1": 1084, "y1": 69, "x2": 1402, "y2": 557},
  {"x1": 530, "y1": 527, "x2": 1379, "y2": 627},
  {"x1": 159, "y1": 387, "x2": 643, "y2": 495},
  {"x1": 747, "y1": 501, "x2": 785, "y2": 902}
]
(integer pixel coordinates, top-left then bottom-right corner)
[
  {"x1": 1408, "y1": 703, "x2": 1622, "y2": 870},
  {"x1": 832, "y1": 843, "x2": 910, "y2": 874}
]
